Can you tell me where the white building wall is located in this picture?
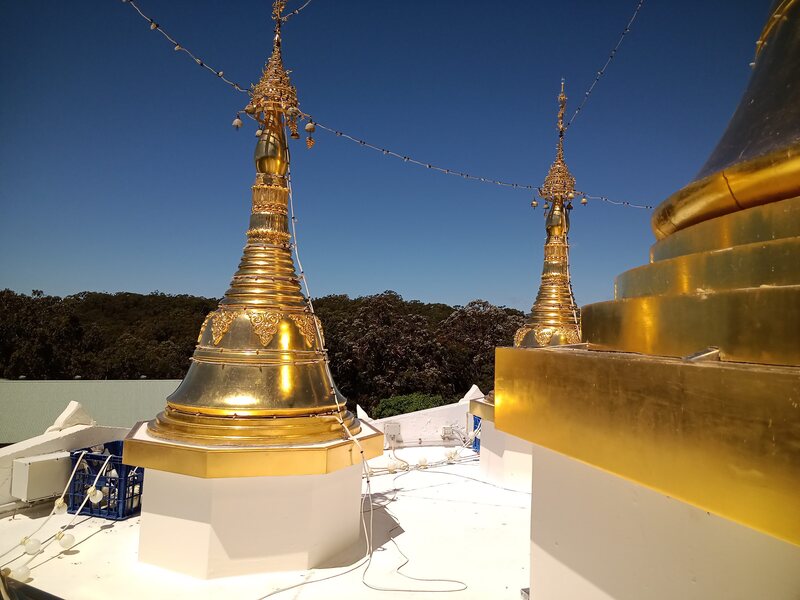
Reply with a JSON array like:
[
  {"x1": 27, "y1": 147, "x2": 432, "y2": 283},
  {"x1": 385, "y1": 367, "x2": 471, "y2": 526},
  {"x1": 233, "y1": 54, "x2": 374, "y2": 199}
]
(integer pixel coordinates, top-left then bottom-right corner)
[
  {"x1": 530, "y1": 444, "x2": 800, "y2": 600},
  {"x1": 0, "y1": 380, "x2": 179, "y2": 443}
]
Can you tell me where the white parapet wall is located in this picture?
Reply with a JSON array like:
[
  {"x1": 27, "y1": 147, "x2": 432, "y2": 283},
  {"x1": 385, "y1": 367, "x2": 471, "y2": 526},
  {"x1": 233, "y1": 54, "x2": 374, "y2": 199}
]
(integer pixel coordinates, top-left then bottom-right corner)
[
  {"x1": 478, "y1": 418, "x2": 532, "y2": 493},
  {"x1": 0, "y1": 379, "x2": 179, "y2": 444},
  {"x1": 370, "y1": 399, "x2": 472, "y2": 448},
  {"x1": 529, "y1": 444, "x2": 800, "y2": 600}
]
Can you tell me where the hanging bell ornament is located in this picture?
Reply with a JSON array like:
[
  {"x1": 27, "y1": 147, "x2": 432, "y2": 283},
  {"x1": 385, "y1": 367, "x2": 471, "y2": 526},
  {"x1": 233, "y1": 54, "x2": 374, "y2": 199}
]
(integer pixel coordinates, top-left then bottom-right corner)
[
  {"x1": 150, "y1": 21, "x2": 158, "y2": 31},
  {"x1": 304, "y1": 122, "x2": 316, "y2": 149},
  {"x1": 290, "y1": 131, "x2": 300, "y2": 140},
  {"x1": 232, "y1": 116, "x2": 243, "y2": 130},
  {"x1": 255, "y1": 129, "x2": 263, "y2": 137},
  {"x1": 244, "y1": 104, "x2": 256, "y2": 115},
  {"x1": 568, "y1": 191, "x2": 575, "y2": 199},
  {"x1": 581, "y1": 196, "x2": 588, "y2": 205},
  {"x1": 531, "y1": 200, "x2": 539, "y2": 208}
]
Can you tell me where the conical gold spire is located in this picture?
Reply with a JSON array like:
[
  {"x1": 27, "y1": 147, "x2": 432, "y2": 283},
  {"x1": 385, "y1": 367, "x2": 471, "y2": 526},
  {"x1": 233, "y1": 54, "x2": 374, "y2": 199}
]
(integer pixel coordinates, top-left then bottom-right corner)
[
  {"x1": 515, "y1": 81, "x2": 582, "y2": 348},
  {"x1": 147, "y1": 0, "x2": 360, "y2": 445}
]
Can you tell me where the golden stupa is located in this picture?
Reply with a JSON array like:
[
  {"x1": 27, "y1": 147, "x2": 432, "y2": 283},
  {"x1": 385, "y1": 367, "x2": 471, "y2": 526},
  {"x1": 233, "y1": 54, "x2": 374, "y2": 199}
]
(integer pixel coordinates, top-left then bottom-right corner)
[
  {"x1": 495, "y1": 1, "x2": 800, "y2": 546},
  {"x1": 124, "y1": 1, "x2": 381, "y2": 476},
  {"x1": 515, "y1": 81, "x2": 582, "y2": 348},
  {"x1": 147, "y1": 9, "x2": 359, "y2": 447}
]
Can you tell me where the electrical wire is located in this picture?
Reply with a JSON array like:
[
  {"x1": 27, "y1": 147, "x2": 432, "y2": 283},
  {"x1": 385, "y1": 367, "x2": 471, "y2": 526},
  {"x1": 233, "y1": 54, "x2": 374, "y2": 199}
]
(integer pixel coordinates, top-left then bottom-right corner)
[
  {"x1": 282, "y1": 0, "x2": 313, "y2": 22},
  {"x1": 6, "y1": 455, "x2": 112, "y2": 579},
  {"x1": 566, "y1": 0, "x2": 647, "y2": 130},
  {"x1": 0, "y1": 451, "x2": 87, "y2": 562},
  {"x1": 123, "y1": 0, "x2": 248, "y2": 93}
]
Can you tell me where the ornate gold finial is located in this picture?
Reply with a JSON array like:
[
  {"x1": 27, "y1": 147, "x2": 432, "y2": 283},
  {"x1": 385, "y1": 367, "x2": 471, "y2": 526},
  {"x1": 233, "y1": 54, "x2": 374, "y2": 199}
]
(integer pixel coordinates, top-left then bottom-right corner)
[
  {"x1": 540, "y1": 79, "x2": 576, "y2": 203},
  {"x1": 515, "y1": 81, "x2": 581, "y2": 348},
  {"x1": 245, "y1": 0, "x2": 301, "y2": 138}
]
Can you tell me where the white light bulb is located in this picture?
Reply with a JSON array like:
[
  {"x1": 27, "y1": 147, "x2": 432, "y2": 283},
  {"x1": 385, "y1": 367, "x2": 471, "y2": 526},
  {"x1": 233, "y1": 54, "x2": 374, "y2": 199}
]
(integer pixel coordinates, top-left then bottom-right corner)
[
  {"x1": 10, "y1": 565, "x2": 30, "y2": 581},
  {"x1": 23, "y1": 538, "x2": 41, "y2": 555},
  {"x1": 53, "y1": 497, "x2": 67, "y2": 514},
  {"x1": 58, "y1": 533, "x2": 76, "y2": 550}
]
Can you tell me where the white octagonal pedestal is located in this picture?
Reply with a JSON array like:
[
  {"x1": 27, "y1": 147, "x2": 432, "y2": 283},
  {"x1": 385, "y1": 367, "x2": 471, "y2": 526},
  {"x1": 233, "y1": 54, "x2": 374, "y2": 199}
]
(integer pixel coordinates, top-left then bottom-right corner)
[{"x1": 138, "y1": 464, "x2": 362, "y2": 579}]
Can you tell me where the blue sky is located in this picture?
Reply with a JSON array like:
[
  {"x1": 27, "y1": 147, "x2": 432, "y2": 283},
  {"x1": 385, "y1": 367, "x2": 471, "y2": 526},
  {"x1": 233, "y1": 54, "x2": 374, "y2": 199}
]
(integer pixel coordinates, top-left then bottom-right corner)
[{"x1": 0, "y1": 1, "x2": 768, "y2": 310}]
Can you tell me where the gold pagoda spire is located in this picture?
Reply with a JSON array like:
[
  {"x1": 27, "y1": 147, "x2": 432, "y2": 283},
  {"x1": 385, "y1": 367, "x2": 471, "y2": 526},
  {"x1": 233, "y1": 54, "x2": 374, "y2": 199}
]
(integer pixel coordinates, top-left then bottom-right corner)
[
  {"x1": 514, "y1": 81, "x2": 582, "y2": 348},
  {"x1": 146, "y1": 0, "x2": 360, "y2": 445}
]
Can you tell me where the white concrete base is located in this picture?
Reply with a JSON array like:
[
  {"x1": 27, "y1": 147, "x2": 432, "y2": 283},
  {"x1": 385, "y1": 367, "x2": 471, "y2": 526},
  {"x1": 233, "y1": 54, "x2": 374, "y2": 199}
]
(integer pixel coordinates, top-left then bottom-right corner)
[
  {"x1": 138, "y1": 464, "x2": 363, "y2": 579},
  {"x1": 530, "y1": 445, "x2": 800, "y2": 599},
  {"x1": 479, "y1": 419, "x2": 533, "y2": 492}
]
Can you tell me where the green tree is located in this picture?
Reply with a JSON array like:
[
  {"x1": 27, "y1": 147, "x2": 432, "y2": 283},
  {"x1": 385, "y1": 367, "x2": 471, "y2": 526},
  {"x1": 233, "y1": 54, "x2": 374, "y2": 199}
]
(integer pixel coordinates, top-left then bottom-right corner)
[
  {"x1": 436, "y1": 300, "x2": 524, "y2": 394},
  {"x1": 372, "y1": 393, "x2": 451, "y2": 419}
]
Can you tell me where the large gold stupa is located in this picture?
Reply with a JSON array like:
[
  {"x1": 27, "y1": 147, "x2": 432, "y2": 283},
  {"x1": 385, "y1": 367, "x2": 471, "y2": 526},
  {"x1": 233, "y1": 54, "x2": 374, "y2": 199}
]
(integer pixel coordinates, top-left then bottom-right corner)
[
  {"x1": 515, "y1": 81, "x2": 582, "y2": 348},
  {"x1": 495, "y1": 2, "x2": 800, "y2": 546},
  {"x1": 124, "y1": 1, "x2": 381, "y2": 476}
]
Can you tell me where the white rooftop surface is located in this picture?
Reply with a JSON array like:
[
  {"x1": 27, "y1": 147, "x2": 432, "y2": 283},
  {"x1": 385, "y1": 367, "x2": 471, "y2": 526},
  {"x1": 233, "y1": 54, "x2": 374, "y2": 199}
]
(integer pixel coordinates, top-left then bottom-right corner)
[{"x1": 0, "y1": 446, "x2": 531, "y2": 599}]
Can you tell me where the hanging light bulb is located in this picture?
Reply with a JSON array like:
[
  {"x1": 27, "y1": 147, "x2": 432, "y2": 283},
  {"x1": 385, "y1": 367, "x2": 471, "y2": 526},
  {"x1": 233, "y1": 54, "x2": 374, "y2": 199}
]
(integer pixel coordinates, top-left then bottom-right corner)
[
  {"x1": 55, "y1": 531, "x2": 76, "y2": 550},
  {"x1": 22, "y1": 537, "x2": 41, "y2": 555},
  {"x1": 173, "y1": 44, "x2": 181, "y2": 51},
  {"x1": 232, "y1": 116, "x2": 243, "y2": 130},
  {"x1": 149, "y1": 21, "x2": 158, "y2": 30},
  {"x1": 54, "y1": 497, "x2": 68, "y2": 514},
  {"x1": 88, "y1": 486, "x2": 103, "y2": 504}
]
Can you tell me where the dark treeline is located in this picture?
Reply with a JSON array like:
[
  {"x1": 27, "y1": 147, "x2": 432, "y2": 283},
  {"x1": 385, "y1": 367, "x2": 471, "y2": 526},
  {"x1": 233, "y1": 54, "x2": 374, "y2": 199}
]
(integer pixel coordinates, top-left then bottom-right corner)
[{"x1": 0, "y1": 289, "x2": 523, "y2": 414}]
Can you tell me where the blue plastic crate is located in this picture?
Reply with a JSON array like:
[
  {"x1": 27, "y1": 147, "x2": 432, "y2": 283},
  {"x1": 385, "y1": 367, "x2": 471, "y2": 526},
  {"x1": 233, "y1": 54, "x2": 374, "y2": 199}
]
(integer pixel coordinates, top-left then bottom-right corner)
[
  {"x1": 67, "y1": 441, "x2": 143, "y2": 521},
  {"x1": 472, "y1": 415, "x2": 481, "y2": 452}
]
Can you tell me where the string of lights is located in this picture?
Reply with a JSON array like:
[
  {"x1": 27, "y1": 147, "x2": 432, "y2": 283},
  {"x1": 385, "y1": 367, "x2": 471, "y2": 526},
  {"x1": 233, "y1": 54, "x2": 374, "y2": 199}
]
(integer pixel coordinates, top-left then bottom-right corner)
[
  {"x1": 282, "y1": 0, "x2": 313, "y2": 22},
  {"x1": 565, "y1": 0, "x2": 646, "y2": 130},
  {"x1": 119, "y1": 0, "x2": 654, "y2": 210},
  {"x1": 123, "y1": 0, "x2": 249, "y2": 94},
  {"x1": 303, "y1": 119, "x2": 654, "y2": 209}
]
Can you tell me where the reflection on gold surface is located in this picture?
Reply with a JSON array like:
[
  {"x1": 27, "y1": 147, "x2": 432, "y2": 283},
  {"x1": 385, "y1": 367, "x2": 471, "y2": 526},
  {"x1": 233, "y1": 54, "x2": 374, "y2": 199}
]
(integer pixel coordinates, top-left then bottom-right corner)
[
  {"x1": 224, "y1": 395, "x2": 259, "y2": 407},
  {"x1": 124, "y1": 421, "x2": 384, "y2": 478},
  {"x1": 495, "y1": 346, "x2": 800, "y2": 546}
]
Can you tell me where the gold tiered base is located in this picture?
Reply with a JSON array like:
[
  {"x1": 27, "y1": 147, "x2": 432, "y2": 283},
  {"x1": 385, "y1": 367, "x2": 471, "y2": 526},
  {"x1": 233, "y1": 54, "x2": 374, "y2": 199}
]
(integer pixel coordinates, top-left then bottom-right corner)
[
  {"x1": 148, "y1": 404, "x2": 361, "y2": 446},
  {"x1": 123, "y1": 418, "x2": 383, "y2": 478},
  {"x1": 583, "y1": 196, "x2": 800, "y2": 366}
]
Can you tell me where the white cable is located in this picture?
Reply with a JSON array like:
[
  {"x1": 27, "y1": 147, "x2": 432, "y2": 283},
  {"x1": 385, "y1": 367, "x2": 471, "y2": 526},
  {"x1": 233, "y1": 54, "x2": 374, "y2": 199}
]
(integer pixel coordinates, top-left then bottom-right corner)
[
  {"x1": 0, "y1": 451, "x2": 87, "y2": 562},
  {"x1": 7, "y1": 455, "x2": 112, "y2": 579}
]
